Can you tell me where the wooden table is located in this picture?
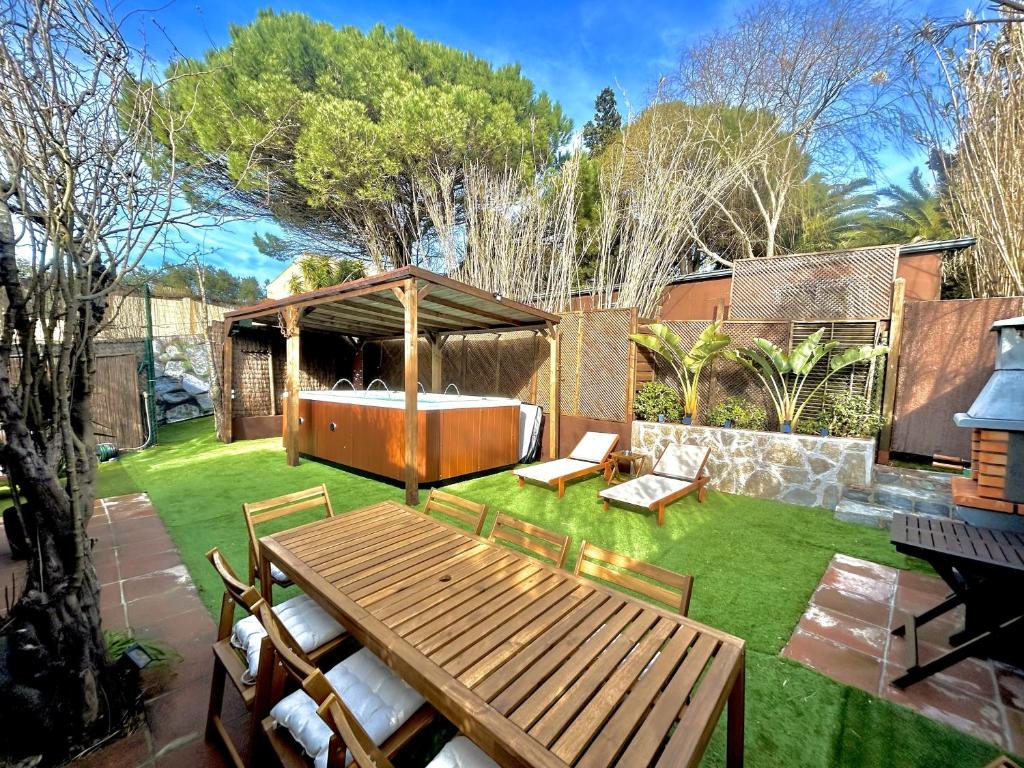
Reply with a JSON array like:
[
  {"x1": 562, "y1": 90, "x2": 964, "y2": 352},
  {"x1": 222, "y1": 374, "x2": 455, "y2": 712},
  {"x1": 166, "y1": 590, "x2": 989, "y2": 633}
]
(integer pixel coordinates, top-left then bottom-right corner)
[
  {"x1": 259, "y1": 501, "x2": 745, "y2": 768},
  {"x1": 606, "y1": 449, "x2": 652, "y2": 487}
]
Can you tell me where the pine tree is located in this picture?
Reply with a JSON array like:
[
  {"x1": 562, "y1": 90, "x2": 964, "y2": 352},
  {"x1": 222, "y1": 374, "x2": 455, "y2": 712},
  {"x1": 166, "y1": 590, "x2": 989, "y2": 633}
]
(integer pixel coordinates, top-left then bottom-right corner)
[{"x1": 582, "y1": 87, "x2": 622, "y2": 154}]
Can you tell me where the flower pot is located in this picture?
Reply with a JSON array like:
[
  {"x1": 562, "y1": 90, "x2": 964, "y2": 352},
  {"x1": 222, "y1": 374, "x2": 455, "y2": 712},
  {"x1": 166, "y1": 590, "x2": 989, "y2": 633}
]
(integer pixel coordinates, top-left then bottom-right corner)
[
  {"x1": 819, "y1": 427, "x2": 829, "y2": 437},
  {"x1": 781, "y1": 420, "x2": 792, "y2": 434},
  {"x1": 657, "y1": 413, "x2": 665, "y2": 423},
  {"x1": 723, "y1": 419, "x2": 733, "y2": 429},
  {"x1": 682, "y1": 415, "x2": 693, "y2": 425}
]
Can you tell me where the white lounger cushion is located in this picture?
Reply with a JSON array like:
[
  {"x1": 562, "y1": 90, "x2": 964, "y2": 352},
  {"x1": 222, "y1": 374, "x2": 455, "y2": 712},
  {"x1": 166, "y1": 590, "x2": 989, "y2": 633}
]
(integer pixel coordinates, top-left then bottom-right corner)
[
  {"x1": 271, "y1": 647, "x2": 426, "y2": 768},
  {"x1": 599, "y1": 474, "x2": 692, "y2": 509},
  {"x1": 513, "y1": 458, "x2": 597, "y2": 484},
  {"x1": 231, "y1": 594, "x2": 343, "y2": 684},
  {"x1": 568, "y1": 431, "x2": 618, "y2": 463},
  {"x1": 654, "y1": 444, "x2": 709, "y2": 481},
  {"x1": 427, "y1": 736, "x2": 498, "y2": 768}
]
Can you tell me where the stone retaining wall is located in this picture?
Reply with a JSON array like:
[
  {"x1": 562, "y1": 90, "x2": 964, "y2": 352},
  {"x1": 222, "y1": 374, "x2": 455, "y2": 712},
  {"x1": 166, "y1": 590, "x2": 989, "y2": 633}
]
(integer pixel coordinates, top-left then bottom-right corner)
[{"x1": 632, "y1": 421, "x2": 874, "y2": 510}]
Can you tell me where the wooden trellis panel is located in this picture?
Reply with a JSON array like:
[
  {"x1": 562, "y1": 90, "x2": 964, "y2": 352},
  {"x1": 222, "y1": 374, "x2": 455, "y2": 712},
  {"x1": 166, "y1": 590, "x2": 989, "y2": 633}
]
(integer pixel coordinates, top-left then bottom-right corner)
[
  {"x1": 730, "y1": 246, "x2": 899, "y2": 320},
  {"x1": 790, "y1": 321, "x2": 886, "y2": 418},
  {"x1": 560, "y1": 308, "x2": 633, "y2": 423}
]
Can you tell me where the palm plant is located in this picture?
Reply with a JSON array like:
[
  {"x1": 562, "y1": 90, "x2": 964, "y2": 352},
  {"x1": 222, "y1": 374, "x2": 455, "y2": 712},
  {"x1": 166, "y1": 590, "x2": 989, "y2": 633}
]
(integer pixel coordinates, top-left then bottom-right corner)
[
  {"x1": 629, "y1": 322, "x2": 731, "y2": 423},
  {"x1": 728, "y1": 328, "x2": 888, "y2": 432},
  {"x1": 870, "y1": 168, "x2": 952, "y2": 243}
]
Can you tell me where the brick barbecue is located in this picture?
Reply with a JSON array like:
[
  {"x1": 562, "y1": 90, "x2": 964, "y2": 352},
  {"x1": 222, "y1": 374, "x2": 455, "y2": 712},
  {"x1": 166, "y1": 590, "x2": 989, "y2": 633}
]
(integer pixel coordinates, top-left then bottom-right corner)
[{"x1": 953, "y1": 316, "x2": 1024, "y2": 527}]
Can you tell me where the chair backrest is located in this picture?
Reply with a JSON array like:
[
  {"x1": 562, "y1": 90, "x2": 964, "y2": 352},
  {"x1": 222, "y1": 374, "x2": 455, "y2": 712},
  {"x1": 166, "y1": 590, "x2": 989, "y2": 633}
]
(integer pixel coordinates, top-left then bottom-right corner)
[
  {"x1": 573, "y1": 541, "x2": 694, "y2": 616},
  {"x1": 423, "y1": 489, "x2": 488, "y2": 535},
  {"x1": 258, "y1": 601, "x2": 395, "y2": 768},
  {"x1": 243, "y1": 484, "x2": 334, "y2": 583},
  {"x1": 488, "y1": 513, "x2": 572, "y2": 568},
  {"x1": 568, "y1": 432, "x2": 619, "y2": 464},
  {"x1": 654, "y1": 444, "x2": 710, "y2": 482},
  {"x1": 206, "y1": 547, "x2": 264, "y2": 641}
]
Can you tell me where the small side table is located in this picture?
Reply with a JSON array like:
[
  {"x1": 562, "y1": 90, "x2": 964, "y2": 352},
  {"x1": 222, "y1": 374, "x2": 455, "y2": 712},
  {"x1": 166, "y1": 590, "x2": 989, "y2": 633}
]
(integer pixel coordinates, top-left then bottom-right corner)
[{"x1": 607, "y1": 449, "x2": 651, "y2": 486}]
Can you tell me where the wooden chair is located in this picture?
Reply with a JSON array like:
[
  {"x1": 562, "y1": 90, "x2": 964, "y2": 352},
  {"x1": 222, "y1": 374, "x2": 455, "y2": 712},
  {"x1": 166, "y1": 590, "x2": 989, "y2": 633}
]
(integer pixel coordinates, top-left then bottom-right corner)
[
  {"x1": 598, "y1": 443, "x2": 711, "y2": 526},
  {"x1": 205, "y1": 548, "x2": 283, "y2": 768},
  {"x1": 255, "y1": 601, "x2": 440, "y2": 768},
  {"x1": 205, "y1": 548, "x2": 348, "y2": 768},
  {"x1": 488, "y1": 513, "x2": 572, "y2": 568},
  {"x1": 244, "y1": 485, "x2": 334, "y2": 588},
  {"x1": 512, "y1": 431, "x2": 619, "y2": 497},
  {"x1": 422, "y1": 488, "x2": 488, "y2": 535},
  {"x1": 573, "y1": 541, "x2": 694, "y2": 616}
]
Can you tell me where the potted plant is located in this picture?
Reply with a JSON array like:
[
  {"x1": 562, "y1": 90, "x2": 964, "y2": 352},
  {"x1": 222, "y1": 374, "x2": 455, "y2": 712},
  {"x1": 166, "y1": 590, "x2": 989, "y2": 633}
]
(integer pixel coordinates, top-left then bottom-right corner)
[
  {"x1": 630, "y1": 322, "x2": 731, "y2": 425},
  {"x1": 705, "y1": 396, "x2": 769, "y2": 431},
  {"x1": 633, "y1": 382, "x2": 684, "y2": 423},
  {"x1": 728, "y1": 328, "x2": 888, "y2": 433}
]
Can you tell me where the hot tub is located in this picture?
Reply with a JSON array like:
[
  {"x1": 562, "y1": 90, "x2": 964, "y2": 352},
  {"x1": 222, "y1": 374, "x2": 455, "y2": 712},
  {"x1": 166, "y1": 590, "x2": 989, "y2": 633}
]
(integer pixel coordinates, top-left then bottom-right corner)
[{"x1": 292, "y1": 390, "x2": 520, "y2": 483}]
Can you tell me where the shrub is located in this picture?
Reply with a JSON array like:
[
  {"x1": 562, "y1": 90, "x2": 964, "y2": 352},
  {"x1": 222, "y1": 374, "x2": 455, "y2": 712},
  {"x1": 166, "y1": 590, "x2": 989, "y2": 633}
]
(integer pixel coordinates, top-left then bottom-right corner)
[
  {"x1": 705, "y1": 396, "x2": 769, "y2": 431},
  {"x1": 633, "y1": 382, "x2": 684, "y2": 422},
  {"x1": 798, "y1": 391, "x2": 883, "y2": 438}
]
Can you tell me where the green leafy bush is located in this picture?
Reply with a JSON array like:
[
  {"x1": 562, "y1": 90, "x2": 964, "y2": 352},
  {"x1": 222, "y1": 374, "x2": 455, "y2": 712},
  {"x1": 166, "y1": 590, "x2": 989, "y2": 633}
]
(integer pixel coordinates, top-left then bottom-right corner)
[
  {"x1": 633, "y1": 382, "x2": 684, "y2": 422},
  {"x1": 705, "y1": 397, "x2": 769, "y2": 431},
  {"x1": 797, "y1": 392, "x2": 883, "y2": 438}
]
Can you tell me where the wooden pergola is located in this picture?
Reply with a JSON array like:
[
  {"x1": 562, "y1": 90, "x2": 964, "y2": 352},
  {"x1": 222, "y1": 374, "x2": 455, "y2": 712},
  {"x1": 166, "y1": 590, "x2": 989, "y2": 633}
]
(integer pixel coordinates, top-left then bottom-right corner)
[{"x1": 222, "y1": 266, "x2": 561, "y2": 504}]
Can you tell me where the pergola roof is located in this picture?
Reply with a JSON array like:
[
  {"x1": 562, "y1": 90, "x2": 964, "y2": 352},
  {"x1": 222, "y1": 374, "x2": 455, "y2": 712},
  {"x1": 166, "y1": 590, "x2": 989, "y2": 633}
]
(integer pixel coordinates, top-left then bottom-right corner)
[{"x1": 225, "y1": 265, "x2": 559, "y2": 339}]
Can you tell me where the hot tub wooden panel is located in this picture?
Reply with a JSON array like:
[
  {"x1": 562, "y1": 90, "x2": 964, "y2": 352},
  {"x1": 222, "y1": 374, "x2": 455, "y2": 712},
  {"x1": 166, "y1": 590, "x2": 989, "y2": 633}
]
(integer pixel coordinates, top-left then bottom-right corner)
[{"x1": 292, "y1": 398, "x2": 517, "y2": 483}]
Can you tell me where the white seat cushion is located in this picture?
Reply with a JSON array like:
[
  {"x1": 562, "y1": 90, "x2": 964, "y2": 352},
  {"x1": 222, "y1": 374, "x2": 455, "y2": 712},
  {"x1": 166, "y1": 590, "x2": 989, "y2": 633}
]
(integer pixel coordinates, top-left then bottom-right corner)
[
  {"x1": 599, "y1": 474, "x2": 692, "y2": 509},
  {"x1": 270, "y1": 562, "x2": 293, "y2": 585},
  {"x1": 568, "y1": 432, "x2": 618, "y2": 463},
  {"x1": 654, "y1": 444, "x2": 709, "y2": 481},
  {"x1": 270, "y1": 647, "x2": 426, "y2": 768},
  {"x1": 231, "y1": 594, "x2": 344, "y2": 684},
  {"x1": 513, "y1": 458, "x2": 597, "y2": 484},
  {"x1": 426, "y1": 736, "x2": 498, "y2": 768}
]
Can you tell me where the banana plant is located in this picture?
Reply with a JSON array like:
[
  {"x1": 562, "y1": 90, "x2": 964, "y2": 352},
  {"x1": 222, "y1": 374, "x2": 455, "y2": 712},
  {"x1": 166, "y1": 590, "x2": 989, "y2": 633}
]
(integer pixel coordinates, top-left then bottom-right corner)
[
  {"x1": 727, "y1": 328, "x2": 889, "y2": 432},
  {"x1": 629, "y1": 321, "x2": 731, "y2": 423}
]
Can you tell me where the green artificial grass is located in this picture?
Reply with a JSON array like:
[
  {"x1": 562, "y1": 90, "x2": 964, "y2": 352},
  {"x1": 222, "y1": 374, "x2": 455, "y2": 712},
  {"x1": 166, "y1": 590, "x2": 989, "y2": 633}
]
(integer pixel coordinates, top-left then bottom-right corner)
[{"x1": 98, "y1": 417, "x2": 1003, "y2": 768}]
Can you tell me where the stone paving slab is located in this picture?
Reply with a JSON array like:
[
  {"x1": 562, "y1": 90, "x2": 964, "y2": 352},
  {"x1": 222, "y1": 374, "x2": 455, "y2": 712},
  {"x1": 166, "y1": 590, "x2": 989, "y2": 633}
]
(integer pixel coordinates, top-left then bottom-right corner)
[
  {"x1": 783, "y1": 553, "x2": 1024, "y2": 754},
  {"x1": 0, "y1": 493, "x2": 231, "y2": 768}
]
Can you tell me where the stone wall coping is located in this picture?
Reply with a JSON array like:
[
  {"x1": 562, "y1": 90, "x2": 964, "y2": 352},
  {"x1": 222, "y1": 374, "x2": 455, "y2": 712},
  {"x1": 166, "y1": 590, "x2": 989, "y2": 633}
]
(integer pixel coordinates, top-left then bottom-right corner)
[{"x1": 632, "y1": 420, "x2": 877, "y2": 448}]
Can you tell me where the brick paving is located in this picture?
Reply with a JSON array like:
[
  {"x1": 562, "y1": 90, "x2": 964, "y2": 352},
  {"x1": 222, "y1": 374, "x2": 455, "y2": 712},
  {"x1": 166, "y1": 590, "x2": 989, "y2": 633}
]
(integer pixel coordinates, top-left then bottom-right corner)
[
  {"x1": 0, "y1": 493, "x2": 232, "y2": 768},
  {"x1": 783, "y1": 553, "x2": 1024, "y2": 754}
]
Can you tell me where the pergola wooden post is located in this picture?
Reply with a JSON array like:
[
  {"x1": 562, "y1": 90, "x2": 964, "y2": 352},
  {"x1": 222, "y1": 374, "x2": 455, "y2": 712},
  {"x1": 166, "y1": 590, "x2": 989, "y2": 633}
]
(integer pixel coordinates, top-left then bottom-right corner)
[
  {"x1": 428, "y1": 334, "x2": 446, "y2": 394},
  {"x1": 394, "y1": 278, "x2": 420, "y2": 505},
  {"x1": 544, "y1": 322, "x2": 560, "y2": 459},
  {"x1": 282, "y1": 306, "x2": 301, "y2": 466},
  {"x1": 220, "y1": 320, "x2": 234, "y2": 444}
]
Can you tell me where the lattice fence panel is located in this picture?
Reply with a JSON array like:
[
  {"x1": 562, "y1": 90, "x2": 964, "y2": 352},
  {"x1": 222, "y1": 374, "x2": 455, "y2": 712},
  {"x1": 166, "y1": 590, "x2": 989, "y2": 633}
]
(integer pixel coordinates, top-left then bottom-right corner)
[
  {"x1": 730, "y1": 246, "x2": 898, "y2": 320},
  {"x1": 373, "y1": 339, "x2": 429, "y2": 391},
  {"x1": 790, "y1": 321, "x2": 886, "y2": 419},
  {"x1": 562, "y1": 309, "x2": 633, "y2": 422}
]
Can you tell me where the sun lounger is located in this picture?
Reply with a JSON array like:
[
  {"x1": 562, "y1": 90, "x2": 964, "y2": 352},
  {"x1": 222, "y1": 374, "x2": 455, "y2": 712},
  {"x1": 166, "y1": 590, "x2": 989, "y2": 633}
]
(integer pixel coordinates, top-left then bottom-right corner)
[
  {"x1": 512, "y1": 431, "x2": 619, "y2": 497},
  {"x1": 599, "y1": 443, "x2": 710, "y2": 525}
]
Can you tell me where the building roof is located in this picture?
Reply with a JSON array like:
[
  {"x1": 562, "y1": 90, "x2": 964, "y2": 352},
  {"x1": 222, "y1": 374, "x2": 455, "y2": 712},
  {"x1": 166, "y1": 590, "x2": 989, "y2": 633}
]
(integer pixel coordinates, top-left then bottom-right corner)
[
  {"x1": 898, "y1": 237, "x2": 977, "y2": 255},
  {"x1": 224, "y1": 265, "x2": 559, "y2": 339}
]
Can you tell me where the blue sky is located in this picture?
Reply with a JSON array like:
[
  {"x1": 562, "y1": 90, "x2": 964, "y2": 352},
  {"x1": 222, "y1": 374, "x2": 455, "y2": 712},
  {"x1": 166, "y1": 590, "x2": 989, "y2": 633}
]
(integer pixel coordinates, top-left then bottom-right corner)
[{"x1": 123, "y1": 0, "x2": 973, "y2": 284}]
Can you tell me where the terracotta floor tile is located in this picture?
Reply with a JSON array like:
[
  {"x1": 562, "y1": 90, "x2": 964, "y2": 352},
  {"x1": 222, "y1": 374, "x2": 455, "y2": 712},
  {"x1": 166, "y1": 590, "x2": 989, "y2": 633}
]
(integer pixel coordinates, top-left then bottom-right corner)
[
  {"x1": 832, "y1": 554, "x2": 899, "y2": 585},
  {"x1": 812, "y1": 584, "x2": 891, "y2": 628},
  {"x1": 120, "y1": 549, "x2": 183, "y2": 580},
  {"x1": 1005, "y1": 707, "x2": 1024, "y2": 756},
  {"x1": 995, "y1": 663, "x2": 1024, "y2": 712},
  {"x1": 72, "y1": 726, "x2": 152, "y2": 768},
  {"x1": 796, "y1": 604, "x2": 890, "y2": 659},
  {"x1": 897, "y1": 568, "x2": 950, "y2": 597},
  {"x1": 123, "y1": 566, "x2": 195, "y2": 603},
  {"x1": 882, "y1": 673, "x2": 1008, "y2": 749},
  {"x1": 819, "y1": 567, "x2": 896, "y2": 603},
  {"x1": 884, "y1": 644, "x2": 998, "y2": 701},
  {"x1": 893, "y1": 586, "x2": 966, "y2": 627},
  {"x1": 783, "y1": 628, "x2": 883, "y2": 694},
  {"x1": 135, "y1": 606, "x2": 215, "y2": 647},
  {"x1": 155, "y1": 733, "x2": 232, "y2": 768},
  {"x1": 127, "y1": 586, "x2": 204, "y2": 627},
  {"x1": 146, "y1": 685, "x2": 207, "y2": 752}
]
